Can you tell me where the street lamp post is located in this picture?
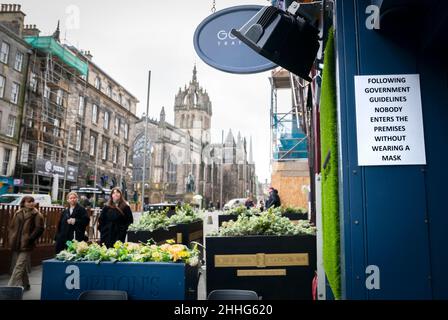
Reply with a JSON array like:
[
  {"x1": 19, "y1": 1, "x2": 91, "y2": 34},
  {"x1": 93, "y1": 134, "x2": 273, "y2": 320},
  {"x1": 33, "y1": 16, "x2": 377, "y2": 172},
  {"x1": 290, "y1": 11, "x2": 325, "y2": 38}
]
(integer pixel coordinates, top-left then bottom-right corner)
[{"x1": 141, "y1": 71, "x2": 151, "y2": 210}]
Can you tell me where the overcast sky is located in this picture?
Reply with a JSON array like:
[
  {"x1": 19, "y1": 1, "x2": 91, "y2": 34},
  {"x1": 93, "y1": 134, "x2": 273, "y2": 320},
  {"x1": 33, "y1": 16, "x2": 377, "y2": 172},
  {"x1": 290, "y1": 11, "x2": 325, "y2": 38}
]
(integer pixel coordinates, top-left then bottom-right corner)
[{"x1": 17, "y1": 0, "x2": 286, "y2": 183}]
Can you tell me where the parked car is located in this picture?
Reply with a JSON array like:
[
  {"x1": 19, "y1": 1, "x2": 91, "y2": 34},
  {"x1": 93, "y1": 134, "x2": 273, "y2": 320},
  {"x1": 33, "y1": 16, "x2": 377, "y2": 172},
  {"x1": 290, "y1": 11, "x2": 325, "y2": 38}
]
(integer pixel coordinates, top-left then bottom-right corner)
[
  {"x1": 223, "y1": 198, "x2": 247, "y2": 210},
  {"x1": 0, "y1": 193, "x2": 53, "y2": 207},
  {"x1": 143, "y1": 203, "x2": 177, "y2": 217}
]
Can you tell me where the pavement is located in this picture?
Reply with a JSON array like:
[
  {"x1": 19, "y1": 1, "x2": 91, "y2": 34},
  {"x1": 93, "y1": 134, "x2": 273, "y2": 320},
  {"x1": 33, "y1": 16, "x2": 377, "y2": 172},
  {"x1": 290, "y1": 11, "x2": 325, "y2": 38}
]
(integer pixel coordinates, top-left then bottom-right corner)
[{"x1": 0, "y1": 211, "x2": 221, "y2": 300}]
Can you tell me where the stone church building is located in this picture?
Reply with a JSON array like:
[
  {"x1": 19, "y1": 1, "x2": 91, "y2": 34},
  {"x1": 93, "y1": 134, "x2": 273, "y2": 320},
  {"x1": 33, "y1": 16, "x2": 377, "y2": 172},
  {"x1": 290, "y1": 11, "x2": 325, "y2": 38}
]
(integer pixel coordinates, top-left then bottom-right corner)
[{"x1": 132, "y1": 66, "x2": 256, "y2": 207}]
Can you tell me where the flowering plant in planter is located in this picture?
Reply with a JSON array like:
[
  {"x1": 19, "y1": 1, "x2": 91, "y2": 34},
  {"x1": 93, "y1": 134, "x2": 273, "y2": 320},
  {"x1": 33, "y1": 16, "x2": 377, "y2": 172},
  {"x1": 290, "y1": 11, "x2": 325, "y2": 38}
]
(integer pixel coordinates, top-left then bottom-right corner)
[
  {"x1": 209, "y1": 209, "x2": 316, "y2": 237},
  {"x1": 56, "y1": 240, "x2": 200, "y2": 266},
  {"x1": 128, "y1": 209, "x2": 172, "y2": 232},
  {"x1": 169, "y1": 204, "x2": 204, "y2": 224}
]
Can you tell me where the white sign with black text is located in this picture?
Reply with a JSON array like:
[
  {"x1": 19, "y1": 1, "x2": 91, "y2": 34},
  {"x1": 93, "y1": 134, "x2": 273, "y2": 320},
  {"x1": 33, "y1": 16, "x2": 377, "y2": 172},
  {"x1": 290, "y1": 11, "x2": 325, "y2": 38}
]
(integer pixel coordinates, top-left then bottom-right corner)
[{"x1": 354, "y1": 74, "x2": 426, "y2": 166}]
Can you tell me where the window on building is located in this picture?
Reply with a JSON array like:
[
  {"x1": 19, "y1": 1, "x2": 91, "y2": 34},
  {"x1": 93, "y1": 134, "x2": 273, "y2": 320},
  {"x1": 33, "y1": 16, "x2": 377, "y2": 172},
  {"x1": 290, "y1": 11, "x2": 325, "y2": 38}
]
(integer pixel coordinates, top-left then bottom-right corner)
[
  {"x1": 14, "y1": 51, "x2": 24, "y2": 72},
  {"x1": 20, "y1": 142, "x2": 29, "y2": 164},
  {"x1": 102, "y1": 141, "x2": 108, "y2": 160},
  {"x1": 123, "y1": 149, "x2": 128, "y2": 167},
  {"x1": 75, "y1": 129, "x2": 82, "y2": 151},
  {"x1": 51, "y1": 150, "x2": 56, "y2": 161},
  {"x1": 106, "y1": 85, "x2": 112, "y2": 98},
  {"x1": 167, "y1": 157, "x2": 177, "y2": 183},
  {"x1": 113, "y1": 145, "x2": 118, "y2": 163},
  {"x1": 44, "y1": 85, "x2": 50, "y2": 99},
  {"x1": 104, "y1": 111, "x2": 109, "y2": 130},
  {"x1": 30, "y1": 72, "x2": 38, "y2": 92},
  {"x1": 124, "y1": 123, "x2": 129, "y2": 140},
  {"x1": 78, "y1": 96, "x2": 85, "y2": 116},
  {"x1": 10, "y1": 82, "x2": 20, "y2": 104},
  {"x1": 127, "y1": 99, "x2": 131, "y2": 110},
  {"x1": 27, "y1": 109, "x2": 33, "y2": 128},
  {"x1": 0, "y1": 42, "x2": 9, "y2": 64},
  {"x1": 6, "y1": 115, "x2": 16, "y2": 137},
  {"x1": 114, "y1": 117, "x2": 120, "y2": 135},
  {"x1": 89, "y1": 135, "x2": 96, "y2": 156},
  {"x1": 119, "y1": 94, "x2": 123, "y2": 105},
  {"x1": 0, "y1": 111, "x2": 2, "y2": 131},
  {"x1": 56, "y1": 89, "x2": 63, "y2": 105},
  {"x1": 53, "y1": 118, "x2": 60, "y2": 137},
  {"x1": 0, "y1": 75, "x2": 5, "y2": 98},
  {"x1": 95, "y1": 77, "x2": 101, "y2": 90},
  {"x1": 2, "y1": 148, "x2": 11, "y2": 175},
  {"x1": 92, "y1": 104, "x2": 98, "y2": 124}
]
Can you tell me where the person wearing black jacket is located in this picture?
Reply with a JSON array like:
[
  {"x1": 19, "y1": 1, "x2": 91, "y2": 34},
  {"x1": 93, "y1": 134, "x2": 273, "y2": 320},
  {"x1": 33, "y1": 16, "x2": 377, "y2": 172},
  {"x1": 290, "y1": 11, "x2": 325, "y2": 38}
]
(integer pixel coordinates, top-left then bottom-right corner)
[
  {"x1": 55, "y1": 192, "x2": 90, "y2": 254},
  {"x1": 266, "y1": 187, "x2": 281, "y2": 209},
  {"x1": 99, "y1": 187, "x2": 133, "y2": 248}
]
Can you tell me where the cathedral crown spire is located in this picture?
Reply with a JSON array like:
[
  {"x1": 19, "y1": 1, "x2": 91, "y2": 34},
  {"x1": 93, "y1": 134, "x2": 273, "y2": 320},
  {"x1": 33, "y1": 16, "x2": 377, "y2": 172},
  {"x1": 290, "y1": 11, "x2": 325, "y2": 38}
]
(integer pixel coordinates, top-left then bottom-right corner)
[{"x1": 192, "y1": 64, "x2": 197, "y2": 83}]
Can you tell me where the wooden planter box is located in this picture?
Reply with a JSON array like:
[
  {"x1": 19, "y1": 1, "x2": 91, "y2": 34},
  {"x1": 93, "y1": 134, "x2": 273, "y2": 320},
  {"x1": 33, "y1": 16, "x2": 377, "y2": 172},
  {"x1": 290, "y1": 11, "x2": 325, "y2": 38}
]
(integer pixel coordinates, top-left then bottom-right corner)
[
  {"x1": 174, "y1": 220, "x2": 203, "y2": 245},
  {"x1": 206, "y1": 235, "x2": 316, "y2": 300},
  {"x1": 41, "y1": 259, "x2": 199, "y2": 300},
  {"x1": 218, "y1": 214, "x2": 239, "y2": 227},
  {"x1": 283, "y1": 213, "x2": 308, "y2": 222},
  {"x1": 127, "y1": 225, "x2": 177, "y2": 244}
]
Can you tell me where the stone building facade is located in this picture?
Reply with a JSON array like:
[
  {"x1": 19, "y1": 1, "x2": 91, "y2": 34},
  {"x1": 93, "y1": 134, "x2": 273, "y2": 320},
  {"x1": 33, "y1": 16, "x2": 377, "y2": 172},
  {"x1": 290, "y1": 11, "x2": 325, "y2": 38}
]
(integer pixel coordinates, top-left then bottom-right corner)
[
  {"x1": 65, "y1": 49, "x2": 139, "y2": 198},
  {"x1": 0, "y1": 5, "x2": 30, "y2": 193},
  {"x1": 6, "y1": 5, "x2": 138, "y2": 200},
  {"x1": 132, "y1": 67, "x2": 256, "y2": 207}
]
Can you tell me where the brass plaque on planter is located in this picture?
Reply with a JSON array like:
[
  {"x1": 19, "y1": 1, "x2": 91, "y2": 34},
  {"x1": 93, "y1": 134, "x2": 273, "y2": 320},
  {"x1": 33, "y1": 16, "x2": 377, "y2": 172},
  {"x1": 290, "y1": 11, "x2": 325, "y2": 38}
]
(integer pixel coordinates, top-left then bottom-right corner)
[
  {"x1": 176, "y1": 233, "x2": 182, "y2": 243},
  {"x1": 189, "y1": 230, "x2": 203, "y2": 241},
  {"x1": 237, "y1": 269, "x2": 287, "y2": 277},
  {"x1": 214, "y1": 253, "x2": 309, "y2": 267}
]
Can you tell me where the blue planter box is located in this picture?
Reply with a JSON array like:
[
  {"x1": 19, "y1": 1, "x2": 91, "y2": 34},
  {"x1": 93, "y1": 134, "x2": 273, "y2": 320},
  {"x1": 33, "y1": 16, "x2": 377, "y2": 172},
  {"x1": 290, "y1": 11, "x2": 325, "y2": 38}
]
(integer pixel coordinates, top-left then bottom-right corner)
[{"x1": 41, "y1": 259, "x2": 198, "y2": 300}]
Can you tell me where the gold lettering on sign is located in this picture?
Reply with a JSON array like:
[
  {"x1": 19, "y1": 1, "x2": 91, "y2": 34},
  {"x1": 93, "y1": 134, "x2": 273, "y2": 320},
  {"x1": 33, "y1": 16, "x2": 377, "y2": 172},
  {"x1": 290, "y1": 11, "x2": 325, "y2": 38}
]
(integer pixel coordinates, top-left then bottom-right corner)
[
  {"x1": 237, "y1": 269, "x2": 287, "y2": 277},
  {"x1": 189, "y1": 230, "x2": 203, "y2": 241},
  {"x1": 214, "y1": 253, "x2": 309, "y2": 267}
]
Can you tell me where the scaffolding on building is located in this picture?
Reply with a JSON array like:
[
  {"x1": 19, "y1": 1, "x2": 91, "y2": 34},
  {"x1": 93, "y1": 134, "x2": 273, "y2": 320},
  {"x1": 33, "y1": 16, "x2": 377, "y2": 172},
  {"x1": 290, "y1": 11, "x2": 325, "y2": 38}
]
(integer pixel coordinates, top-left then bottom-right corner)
[
  {"x1": 17, "y1": 35, "x2": 89, "y2": 200},
  {"x1": 269, "y1": 68, "x2": 309, "y2": 164}
]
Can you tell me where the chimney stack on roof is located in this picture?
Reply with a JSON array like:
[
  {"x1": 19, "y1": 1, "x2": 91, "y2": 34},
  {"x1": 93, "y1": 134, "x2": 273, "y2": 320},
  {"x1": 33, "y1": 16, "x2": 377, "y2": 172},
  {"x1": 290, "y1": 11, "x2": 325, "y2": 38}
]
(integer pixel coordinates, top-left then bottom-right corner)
[
  {"x1": 23, "y1": 24, "x2": 40, "y2": 37},
  {"x1": 0, "y1": 3, "x2": 26, "y2": 36}
]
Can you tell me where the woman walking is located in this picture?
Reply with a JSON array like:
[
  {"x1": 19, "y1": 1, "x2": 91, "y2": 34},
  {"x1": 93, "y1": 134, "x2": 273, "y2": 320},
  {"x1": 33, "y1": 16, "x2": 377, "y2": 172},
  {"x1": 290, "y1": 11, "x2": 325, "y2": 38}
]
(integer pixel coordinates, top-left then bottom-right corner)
[
  {"x1": 8, "y1": 196, "x2": 44, "y2": 289},
  {"x1": 98, "y1": 188, "x2": 133, "y2": 248},
  {"x1": 54, "y1": 192, "x2": 90, "y2": 254}
]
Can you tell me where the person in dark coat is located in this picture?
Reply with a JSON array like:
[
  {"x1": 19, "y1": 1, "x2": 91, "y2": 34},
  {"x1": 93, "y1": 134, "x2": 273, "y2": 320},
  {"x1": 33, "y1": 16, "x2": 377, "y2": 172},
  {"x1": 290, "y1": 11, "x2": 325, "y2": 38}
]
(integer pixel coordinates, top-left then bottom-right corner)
[
  {"x1": 266, "y1": 187, "x2": 281, "y2": 209},
  {"x1": 245, "y1": 196, "x2": 255, "y2": 209},
  {"x1": 98, "y1": 187, "x2": 133, "y2": 248},
  {"x1": 8, "y1": 196, "x2": 44, "y2": 289},
  {"x1": 55, "y1": 192, "x2": 90, "y2": 254}
]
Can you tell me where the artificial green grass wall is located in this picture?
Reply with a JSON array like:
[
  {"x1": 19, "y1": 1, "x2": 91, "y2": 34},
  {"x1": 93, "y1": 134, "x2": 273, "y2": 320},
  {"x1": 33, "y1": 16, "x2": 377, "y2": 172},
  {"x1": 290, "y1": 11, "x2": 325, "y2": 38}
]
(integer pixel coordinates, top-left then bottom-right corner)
[{"x1": 320, "y1": 28, "x2": 341, "y2": 299}]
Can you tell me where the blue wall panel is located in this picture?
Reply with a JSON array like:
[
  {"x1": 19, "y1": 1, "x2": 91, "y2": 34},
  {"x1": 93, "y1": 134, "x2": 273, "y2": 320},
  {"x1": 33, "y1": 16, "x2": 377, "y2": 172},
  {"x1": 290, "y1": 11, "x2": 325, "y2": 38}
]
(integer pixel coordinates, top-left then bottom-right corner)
[{"x1": 334, "y1": 0, "x2": 445, "y2": 299}]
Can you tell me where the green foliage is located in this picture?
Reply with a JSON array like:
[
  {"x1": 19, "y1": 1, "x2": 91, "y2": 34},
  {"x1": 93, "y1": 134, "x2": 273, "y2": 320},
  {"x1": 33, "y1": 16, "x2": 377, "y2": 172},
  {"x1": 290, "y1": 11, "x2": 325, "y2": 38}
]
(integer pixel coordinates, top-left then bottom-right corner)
[
  {"x1": 170, "y1": 204, "x2": 203, "y2": 224},
  {"x1": 128, "y1": 209, "x2": 171, "y2": 232},
  {"x1": 57, "y1": 240, "x2": 200, "y2": 266},
  {"x1": 129, "y1": 205, "x2": 204, "y2": 231},
  {"x1": 209, "y1": 208, "x2": 316, "y2": 237},
  {"x1": 320, "y1": 28, "x2": 341, "y2": 299},
  {"x1": 281, "y1": 206, "x2": 307, "y2": 215},
  {"x1": 222, "y1": 205, "x2": 248, "y2": 215}
]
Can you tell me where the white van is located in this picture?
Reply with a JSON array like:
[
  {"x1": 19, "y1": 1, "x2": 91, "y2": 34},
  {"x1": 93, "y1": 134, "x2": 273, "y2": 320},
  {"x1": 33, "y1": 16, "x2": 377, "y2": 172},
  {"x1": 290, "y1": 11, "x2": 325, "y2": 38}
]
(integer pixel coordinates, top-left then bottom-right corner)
[
  {"x1": 223, "y1": 198, "x2": 248, "y2": 210},
  {"x1": 0, "y1": 194, "x2": 53, "y2": 207}
]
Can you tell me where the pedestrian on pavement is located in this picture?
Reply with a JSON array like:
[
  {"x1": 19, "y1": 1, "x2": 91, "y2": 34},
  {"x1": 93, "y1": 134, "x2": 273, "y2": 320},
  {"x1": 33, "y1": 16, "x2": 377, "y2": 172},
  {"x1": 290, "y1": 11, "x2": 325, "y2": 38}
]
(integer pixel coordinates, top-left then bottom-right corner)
[
  {"x1": 98, "y1": 187, "x2": 134, "y2": 248},
  {"x1": 54, "y1": 192, "x2": 90, "y2": 254},
  {"x1": 265, "y1": 187, "x2": 281, "y2": 209},
  {"x1": 7, "y1": 196, "x2": 44, "y2": 290},
  {"x1": 245, "y1": 196, "x2": 255, "y2": 209},
  {"x1": 259, "y1": 200, "x2": 265, "y2": 211}
]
